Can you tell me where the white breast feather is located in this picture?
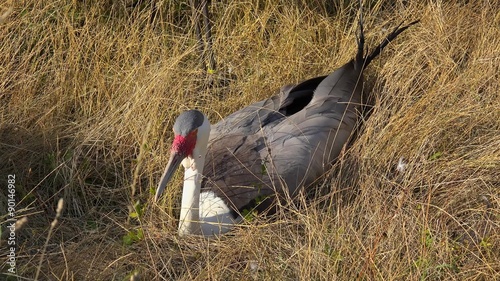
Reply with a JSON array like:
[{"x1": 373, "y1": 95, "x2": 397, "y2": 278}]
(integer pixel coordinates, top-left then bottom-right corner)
[{"x1": 199, "y1": 191, "x2": 239, "y2": 236}]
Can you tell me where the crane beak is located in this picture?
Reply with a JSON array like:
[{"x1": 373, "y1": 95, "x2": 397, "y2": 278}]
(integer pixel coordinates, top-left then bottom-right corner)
[{"x1": 155, "y1": 151, "x2": 184, "y2": 202}]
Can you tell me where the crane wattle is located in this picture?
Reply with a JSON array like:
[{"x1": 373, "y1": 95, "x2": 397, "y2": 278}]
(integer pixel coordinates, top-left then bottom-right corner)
[{"x1": 172, "y1": 130, "x2": 198, "y2": 157}]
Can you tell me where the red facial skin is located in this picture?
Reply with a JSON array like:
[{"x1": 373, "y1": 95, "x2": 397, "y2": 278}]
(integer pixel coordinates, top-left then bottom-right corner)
[{"x1": 171, "y1": 129, "x2": 197, "y2": 157}]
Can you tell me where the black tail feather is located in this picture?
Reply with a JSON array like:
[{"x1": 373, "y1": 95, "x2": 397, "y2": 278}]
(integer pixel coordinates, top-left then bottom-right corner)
[
  {"x1": 355, "y1": 0, "x2": 365, "y2": 67},
  {"x1": 355, "y1": 0, "x2": 419, "y2": 69},
  {"x1": 363, "y1": 20, "x2": 420, "y2": 67}
]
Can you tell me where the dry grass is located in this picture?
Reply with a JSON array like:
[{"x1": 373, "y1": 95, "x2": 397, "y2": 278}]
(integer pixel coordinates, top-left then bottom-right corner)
[{"x1": 1, "y1": 0, "x2": 499, "y2": 280}]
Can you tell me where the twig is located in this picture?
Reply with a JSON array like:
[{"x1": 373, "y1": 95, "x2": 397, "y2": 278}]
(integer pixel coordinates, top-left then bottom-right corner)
[{"x1": 35, "y1": 198, "x2": 64, "y2": 281}]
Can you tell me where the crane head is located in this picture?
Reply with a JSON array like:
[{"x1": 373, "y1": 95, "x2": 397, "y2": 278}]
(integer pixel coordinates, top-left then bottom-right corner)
[{"x1": 155, "y1": 110, "x2": 209, "y2": 202}]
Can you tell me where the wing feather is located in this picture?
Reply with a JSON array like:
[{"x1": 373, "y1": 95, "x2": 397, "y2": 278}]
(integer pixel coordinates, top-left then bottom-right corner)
[{"x1": 201, "y1": 62, "x2": 364, "y2": 213}]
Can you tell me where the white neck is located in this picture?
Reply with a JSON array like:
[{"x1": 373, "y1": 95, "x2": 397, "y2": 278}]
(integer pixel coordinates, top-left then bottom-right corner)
[
  {"x1": 178, "y1": 158, "x2": 205, "y2": 235},
  {"x1": 177, "y1": 114, "x2": 238, "y2": 236},
  {"x1": 178, "y1": 115, "x2": 210, "y2": 236}
]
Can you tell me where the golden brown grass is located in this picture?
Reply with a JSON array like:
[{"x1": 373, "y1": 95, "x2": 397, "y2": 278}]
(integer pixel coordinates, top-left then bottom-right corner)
[{"x1": 1, "y1": 0, "x2": 499, "y2": 280}]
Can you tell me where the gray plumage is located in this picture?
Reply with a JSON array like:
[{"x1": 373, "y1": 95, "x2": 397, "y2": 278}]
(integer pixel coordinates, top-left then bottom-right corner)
[{"x1": 198, "y1": 19, "x2": 419, "y2": 215}]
